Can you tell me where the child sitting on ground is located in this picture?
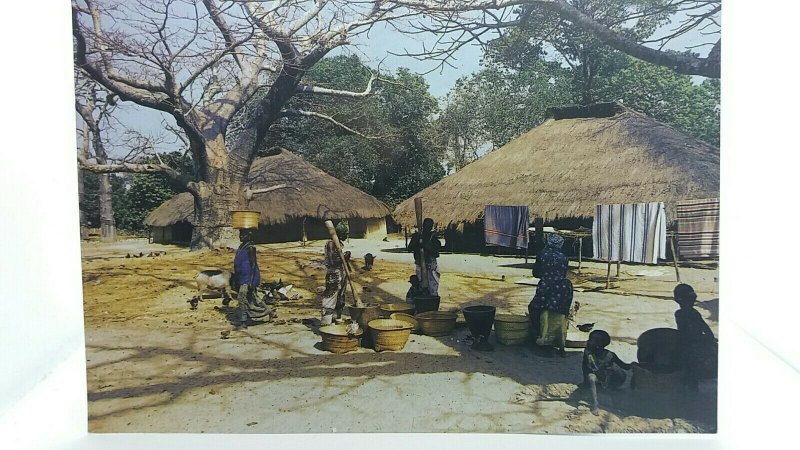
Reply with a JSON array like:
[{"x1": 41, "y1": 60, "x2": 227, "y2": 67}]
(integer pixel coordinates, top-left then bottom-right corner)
[
  {"x1": 582, "y1": 329, "x2": 633, "y2": 415},
  {"x1": 405, "y1": 275, "x2": 425, "y2": 307}
]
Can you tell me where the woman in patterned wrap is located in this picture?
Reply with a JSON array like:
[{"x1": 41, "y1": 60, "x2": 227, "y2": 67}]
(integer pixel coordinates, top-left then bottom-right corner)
[
  {"x1": 233, "y1": 228, "x2": 271, "y2": 329},
  {"x1": 528, "y1": 233, "x2": 574, "y2": 356},
  {"x1": 320, "y1": 240, "x2": 347, "y2": 326}
]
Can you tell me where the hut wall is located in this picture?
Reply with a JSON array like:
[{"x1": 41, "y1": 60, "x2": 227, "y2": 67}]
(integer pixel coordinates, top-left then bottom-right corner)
[
  {"x1": 151, "y1": 226, "x2": 171, "y2": 244},
  {"x1": 151, "y1": 221, "x2": 192, "y2": 245},
  {"x1": 350, "y1": 217, "x2": 387, "y2": 240}
]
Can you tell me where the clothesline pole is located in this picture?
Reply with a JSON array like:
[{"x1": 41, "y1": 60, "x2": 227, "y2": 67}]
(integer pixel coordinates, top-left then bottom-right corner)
[
  {"x1": 578, "y1": 237, "x2": 583, "y2": 273},
  {"x1": 670, "y1": 235, "x2": 681, "y2": 283},
  {"x1": 616, "y1": 260, "x2": 621, "y2": 277},
  {"x1": 606, "y1": 260, "x2": 612, "y2": 289}
]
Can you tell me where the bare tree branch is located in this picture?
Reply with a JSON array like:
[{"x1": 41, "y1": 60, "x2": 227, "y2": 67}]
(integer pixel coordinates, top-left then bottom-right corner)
[
  {"x1": 280, "y1": 108, "x2": 384, "y2": 139},
  {"x1": 387, "y1": 0, "x2": 721, "y2": 78},
  {"x1": 296, "y1": 73, "x2": 376, "y2": 97},
  {"x1": 77, "y1": 154, "x2": 195, "y2": 192}
]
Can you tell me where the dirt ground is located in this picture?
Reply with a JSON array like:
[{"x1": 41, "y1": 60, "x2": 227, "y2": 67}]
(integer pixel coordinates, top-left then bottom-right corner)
[{"x1": 81, "y1": 236, "x2": 718, "y2": 434}]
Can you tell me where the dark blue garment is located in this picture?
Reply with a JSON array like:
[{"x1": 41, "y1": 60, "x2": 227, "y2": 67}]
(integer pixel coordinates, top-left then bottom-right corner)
[
  {"x1": 234, "y1": 242, "x2": 260, "y2": 287},
  {"x1": 484, "y1": 205, "x2": 529, "y2": 249},
  {"x1": 530, "y1": 247, "x2": 573, "y2": 315}
]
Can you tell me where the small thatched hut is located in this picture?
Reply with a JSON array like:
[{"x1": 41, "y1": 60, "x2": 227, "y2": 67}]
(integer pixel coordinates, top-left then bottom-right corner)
[
  {"x1": 145, "y1": 149, "x2": 391, "y2": 244},
  {"x1": 393, "y1": 102, "x2": 719, "y2": 249}
]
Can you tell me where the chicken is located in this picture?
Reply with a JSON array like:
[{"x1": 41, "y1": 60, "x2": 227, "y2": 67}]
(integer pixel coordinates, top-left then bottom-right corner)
[{"x1": 577, "y1": 322, "x2": 595, "y2": 333}]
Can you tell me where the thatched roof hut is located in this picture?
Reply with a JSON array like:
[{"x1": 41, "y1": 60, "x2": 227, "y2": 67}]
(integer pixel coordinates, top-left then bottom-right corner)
[
  {"x1": 393, "y1": 102, "x2": 719, "y2": 228},
  {"x1": 145, "y1": 149, "x2": 391, "y2": 243}
]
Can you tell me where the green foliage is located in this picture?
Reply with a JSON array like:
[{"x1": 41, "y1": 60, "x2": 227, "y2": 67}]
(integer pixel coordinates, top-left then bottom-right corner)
[
  {"x1": 110, "y1": 151, "x2": 193, "y2": 231},
  {"x1": 266, "y1": 55, "x2": 445, "y2": 208},
  {"x1": 435, "y1": 61, "x2": 573, "y2": 170},
  {"x1": 436, "y1": 0, "x2": 720, "y2": 161},
  {"x1": 488, "y1": 0, "x2": 671, "y2": 105},
  {"x1": 599, "y1": 59, "x2": 720, "y2": 145}
]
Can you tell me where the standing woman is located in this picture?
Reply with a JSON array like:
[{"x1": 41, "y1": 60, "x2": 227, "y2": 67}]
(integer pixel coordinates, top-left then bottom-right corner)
[
  {"x1": 320, "y1": 240, "x2": 347, "y2": 326},
  {"x1": 233, "y1": 228, "x2": 270, "y2": 329},
  {"x1": 528, "y1": 233, "x2": 574, "y2": 356},
  {"x1": 407, "y1": 218, "x2": 442, "y2": 296}
]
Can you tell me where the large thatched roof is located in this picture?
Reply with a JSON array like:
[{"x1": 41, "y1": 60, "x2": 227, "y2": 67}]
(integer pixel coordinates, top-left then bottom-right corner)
[
  {"x1": 144, "y1": 149, "x2": 390, "y2": 227},
  {"x1": 393, "y1": 102, "x2": 719, "y2": 227}
]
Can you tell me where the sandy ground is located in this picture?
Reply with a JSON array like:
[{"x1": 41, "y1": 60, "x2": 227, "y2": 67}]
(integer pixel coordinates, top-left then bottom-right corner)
[{"x1": 81, "y1": 236, "x2": 718, "y2": 434}]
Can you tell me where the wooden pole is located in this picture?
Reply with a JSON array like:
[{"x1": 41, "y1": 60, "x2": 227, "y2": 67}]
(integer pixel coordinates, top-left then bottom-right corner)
[
  {"x1": 301, "y1": 217, "x2": 308, "y2": 247},
  {"x1": 414, "y1": 198, "x2": 430, "y2": 292},
  {"x1": 670, "y1": 236, "x2": 681, "y2": 283},
  {"x1": 533, "y1": 217, "x2": 544, "y2": 254},
  {"x1": 324, "y1": 220, "x2": 362, "y2": 307},
  {"x1": 578, "y1": 237, "x2": 583, "y2": 273},
  {"x1": 616, "y1": 260, "x2": 621, "y2": 276},
  {"x1": 606, "y1": 260, "x2": 612, "y2": 289}
]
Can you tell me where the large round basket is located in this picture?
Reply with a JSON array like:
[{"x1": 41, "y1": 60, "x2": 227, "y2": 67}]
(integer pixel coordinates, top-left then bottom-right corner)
[
  {"x1": 494, "y1": 314, "x2": 530, "y2": 345},
  {"x1": 367, "y1": 319, "x2": 413, "y2": 352},
  {"x1": 319, "y1": 324, "x2": 363, "y2": 354},
  {"x1": 415, "y1": 311, "x2": 457, "y2": 337},
  {"x1": 390, "y1": 313, "x2": 419, "y2": 333},
  {"x1": 231, "y1": 210, "x2": 260, "y2": 229},
  {"x1": 347, "y1": 304, "x2": 383, "y2": 348},
  {"x1": 380, "y1": 302, "x2": 415, "y2": 318}
]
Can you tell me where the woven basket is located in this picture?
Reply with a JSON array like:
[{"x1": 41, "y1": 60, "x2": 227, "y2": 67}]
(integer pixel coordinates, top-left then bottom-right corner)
[
  {"x1": 390, "y1": 313, "x2": 419, "y2": 333},
  {"x1": 319, "y1": 324, "x2": 363, "y2": 354},
  {"x1": 494, "y1": 314, "x2": 530, "y2": 345},
  {"x1": 367, "y1": 319, "x2": 413, "y2": 351},
  {"x1": 231, "y1": 210, "x2": 260, "y2": 229},
  {"x1": 380, "y1": 302, "x2": 415, "y2": 318},
  {"x1": 415, "y1": 311, "x2": 457, "y2": 337}
]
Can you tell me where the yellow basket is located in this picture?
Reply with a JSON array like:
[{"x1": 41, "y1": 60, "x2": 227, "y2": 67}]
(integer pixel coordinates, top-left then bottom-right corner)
[
  {"x1": 415, "y1": 311, "x2": 457, "y2": 337},
  {"x1": 231, "y1": 210, "x2": 260, "y2": 229},
  {"x1": 494, "y1": 314, "x2": 530, "y2": 346},
  {"x1": 319, "y1": 324, "x2": 363, "y2": 354},
  {"x1": 368, "y1": 319, "x2": 413, "y2": 352},
  {"x1": 390, "y1": 313, "x2": 420, "y2": 333}
]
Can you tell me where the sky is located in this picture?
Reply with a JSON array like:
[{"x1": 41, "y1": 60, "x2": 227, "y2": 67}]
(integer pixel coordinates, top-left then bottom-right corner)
[{"x1": 101, "y1": 8, "x2": 716, "y2": 158}]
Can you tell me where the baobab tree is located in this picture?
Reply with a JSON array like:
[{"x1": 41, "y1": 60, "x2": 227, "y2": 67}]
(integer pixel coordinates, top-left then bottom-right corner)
[
  {"x1": 75, "y1": 76, "x2": 120, "y2": 242},
  {"x1": 386, "y1": 0, "x2": 721, "y2": 78},
  {"x1": 73, "y1": 0, "x2": 415, "y2": 249}
]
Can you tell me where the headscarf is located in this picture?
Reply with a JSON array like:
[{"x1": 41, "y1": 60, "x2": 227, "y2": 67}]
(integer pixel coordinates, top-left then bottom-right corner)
[{"x1": 545, "y1": 233, "x2": 565, "y2": 249}]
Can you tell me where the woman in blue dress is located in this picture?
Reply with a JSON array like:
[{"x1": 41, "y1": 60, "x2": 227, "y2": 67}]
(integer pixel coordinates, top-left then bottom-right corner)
[{"x1": 528, "y1": 233, "x2": 574, "y2": 356}]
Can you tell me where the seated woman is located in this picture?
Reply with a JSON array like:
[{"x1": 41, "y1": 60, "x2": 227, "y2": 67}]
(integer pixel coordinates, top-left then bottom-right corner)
[
  {"x1": 673, "y1": 283, "x2": 718, "y2": 390},
  {"x1": 634, "y1": 284, "x2": 717, "y2": 390}
]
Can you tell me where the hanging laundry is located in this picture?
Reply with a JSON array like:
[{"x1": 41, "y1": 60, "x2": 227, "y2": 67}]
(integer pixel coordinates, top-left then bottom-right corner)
[
  {"x1": 484, "y1": 205, "x2": 530, "y2": 249},
  {"x1": 676, "y1": 198, "x2": 720, "y2": 259},
  {"x1": 592, "y1": 202, "x2": 667, "y2": 264}
]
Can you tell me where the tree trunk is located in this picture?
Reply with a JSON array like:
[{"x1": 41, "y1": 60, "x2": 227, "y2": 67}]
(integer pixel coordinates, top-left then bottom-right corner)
[
  {"x1": 189, "y1": 139, "x2": 251, "y2": 250},
  {"x1": 78, "y1": 123, "x2": 90, "y2": 240},
  {"x1": 190, "y1": 188, "x2": 242, "y2": 249},
  {"x1": 78, "y1": 168, "x2": 88, "y2": 240},
  {"x1": 99, "y1": 173, "x2": 117, "y2": 242}
]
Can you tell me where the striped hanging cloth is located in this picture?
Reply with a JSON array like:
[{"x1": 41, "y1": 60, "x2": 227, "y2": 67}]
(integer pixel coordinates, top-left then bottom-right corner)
[
  {"x1": 676, "y1": 198, "x2": 720, "y2": 259},
  {"x1": 592, "y1": 202, "x2": 667, "y2": 264}
]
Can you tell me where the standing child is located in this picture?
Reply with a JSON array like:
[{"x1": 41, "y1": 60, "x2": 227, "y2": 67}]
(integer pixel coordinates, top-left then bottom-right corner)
[{"x1": 582, "y1": 329, "x2": 632, "y2": 415}]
